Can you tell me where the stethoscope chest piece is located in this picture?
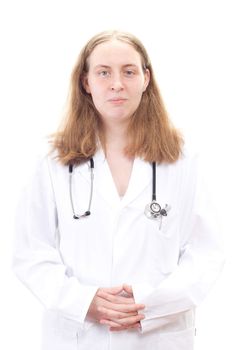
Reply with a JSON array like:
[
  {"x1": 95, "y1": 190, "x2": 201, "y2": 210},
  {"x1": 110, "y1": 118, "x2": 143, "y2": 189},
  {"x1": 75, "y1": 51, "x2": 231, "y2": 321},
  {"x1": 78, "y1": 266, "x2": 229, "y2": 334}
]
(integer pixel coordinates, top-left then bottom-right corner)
[
  {"x1": 144, "y1": 162, "x2": 171, "y2": 225},
  {"x1": 144, "y1": 201, "x2": 171, "y2": 220},
  {"x1": 69, "y1": 159, "x2": 171, "y2": 225}
]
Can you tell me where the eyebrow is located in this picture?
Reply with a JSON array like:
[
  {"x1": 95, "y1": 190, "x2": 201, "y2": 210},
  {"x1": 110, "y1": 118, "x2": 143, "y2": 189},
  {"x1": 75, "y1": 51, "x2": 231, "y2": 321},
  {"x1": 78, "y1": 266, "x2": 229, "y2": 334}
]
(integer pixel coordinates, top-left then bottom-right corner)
[{"x1": 93, "y1": 64, "x2": 139, "y2": 69}]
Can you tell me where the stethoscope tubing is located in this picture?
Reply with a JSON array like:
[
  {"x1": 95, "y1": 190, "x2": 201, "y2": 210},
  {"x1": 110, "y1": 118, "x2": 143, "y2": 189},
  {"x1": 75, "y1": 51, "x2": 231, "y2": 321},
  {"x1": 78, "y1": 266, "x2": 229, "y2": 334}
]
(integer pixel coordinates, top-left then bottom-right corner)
[
  {"x1": 69, "y1": 159, "x2": 94, "y2": 219},
  {"x1": 69, "y1": 158, "x2": 169, "y2": 221}
]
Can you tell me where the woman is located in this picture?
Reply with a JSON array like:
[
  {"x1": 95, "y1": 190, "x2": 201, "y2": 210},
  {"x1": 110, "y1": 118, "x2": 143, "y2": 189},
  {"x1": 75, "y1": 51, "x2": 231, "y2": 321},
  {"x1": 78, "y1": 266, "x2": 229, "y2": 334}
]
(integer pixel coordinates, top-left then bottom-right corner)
[{"x1": 13, "y1": 30, "x2": 224, "y2": 350}]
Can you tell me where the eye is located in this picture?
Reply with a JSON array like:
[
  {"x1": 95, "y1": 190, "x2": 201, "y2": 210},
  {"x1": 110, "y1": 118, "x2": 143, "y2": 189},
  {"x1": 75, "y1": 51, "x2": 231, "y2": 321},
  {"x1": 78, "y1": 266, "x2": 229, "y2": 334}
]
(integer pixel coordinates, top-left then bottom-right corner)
[
  {"x1": 125, "y1": 70, "x2": 134, "y2": 76},
  {"x1": 98, "y1": 70, "x2": 110, "y2": 77},
  {"x1": 123, "y1": 68, "x2": 136, "y2": 78}
]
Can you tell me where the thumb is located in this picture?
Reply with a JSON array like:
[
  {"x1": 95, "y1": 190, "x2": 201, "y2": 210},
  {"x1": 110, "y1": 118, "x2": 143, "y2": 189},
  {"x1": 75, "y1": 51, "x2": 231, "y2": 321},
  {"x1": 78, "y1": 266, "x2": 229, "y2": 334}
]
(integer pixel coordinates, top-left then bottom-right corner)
[
  {"x1": 102, "y1": 285, "x2": 124, "y2": 295},
  {"x1": 123, "y1": 284, "x2": 133, "y2": 295}
]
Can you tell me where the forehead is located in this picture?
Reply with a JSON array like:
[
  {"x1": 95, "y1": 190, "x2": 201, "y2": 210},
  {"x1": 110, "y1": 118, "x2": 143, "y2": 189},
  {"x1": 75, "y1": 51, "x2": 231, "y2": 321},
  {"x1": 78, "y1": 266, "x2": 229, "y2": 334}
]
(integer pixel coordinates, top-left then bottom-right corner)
[{"x1": 88, "y1": 39, "x2": 142, "y2": 67}]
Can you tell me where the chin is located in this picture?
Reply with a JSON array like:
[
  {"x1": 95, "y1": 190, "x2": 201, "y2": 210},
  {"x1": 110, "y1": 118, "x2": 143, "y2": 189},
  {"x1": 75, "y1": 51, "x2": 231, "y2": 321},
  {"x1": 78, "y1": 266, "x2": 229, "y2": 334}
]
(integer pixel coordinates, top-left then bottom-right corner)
[
  {"x1": 109, "y1": 114, "x2": 131, "y2": 123},
  {"x1": 99, "y1": 112, "x2": 130, "y2": 122}
]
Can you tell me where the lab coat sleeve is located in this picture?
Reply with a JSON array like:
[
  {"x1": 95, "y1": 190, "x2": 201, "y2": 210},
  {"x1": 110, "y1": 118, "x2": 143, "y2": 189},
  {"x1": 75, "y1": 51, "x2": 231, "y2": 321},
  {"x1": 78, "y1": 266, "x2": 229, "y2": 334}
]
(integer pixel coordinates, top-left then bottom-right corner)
[
  {"x1": 133, "y1": 154, "x2": 225, "y2": 333},
  {"x1": 12, "y1": 157, "x2": 98, "y2": 328}
]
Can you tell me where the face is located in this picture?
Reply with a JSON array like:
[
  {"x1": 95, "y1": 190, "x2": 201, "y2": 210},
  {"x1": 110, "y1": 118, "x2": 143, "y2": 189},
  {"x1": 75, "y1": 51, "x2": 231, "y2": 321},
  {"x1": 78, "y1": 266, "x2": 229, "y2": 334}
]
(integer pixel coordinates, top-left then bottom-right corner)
[{"x1": 83, "y1": 40, "x2": 150, "y2": 126}]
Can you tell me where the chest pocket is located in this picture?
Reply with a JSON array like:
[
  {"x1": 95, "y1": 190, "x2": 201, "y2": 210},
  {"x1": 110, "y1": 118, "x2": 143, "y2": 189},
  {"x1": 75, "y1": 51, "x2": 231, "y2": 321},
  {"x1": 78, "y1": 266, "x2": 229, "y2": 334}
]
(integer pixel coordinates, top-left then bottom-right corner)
[
  {"x1": 151, "y1": 205, "x2": 178, "y2": 238},
  {"x1": 143, "y1": 205, "x2": 180, "y2": 276}
]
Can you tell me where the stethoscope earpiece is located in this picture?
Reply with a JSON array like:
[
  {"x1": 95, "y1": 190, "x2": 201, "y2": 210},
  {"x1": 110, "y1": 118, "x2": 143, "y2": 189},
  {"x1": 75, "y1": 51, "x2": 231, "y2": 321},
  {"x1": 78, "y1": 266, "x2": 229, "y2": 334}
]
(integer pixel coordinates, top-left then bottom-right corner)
[
  {"x1": 69, "y1": 160, "x2": 94, "y2": 220},
  {"x1": 73, "y1": 211, "x2": 91, "y2": 220}
]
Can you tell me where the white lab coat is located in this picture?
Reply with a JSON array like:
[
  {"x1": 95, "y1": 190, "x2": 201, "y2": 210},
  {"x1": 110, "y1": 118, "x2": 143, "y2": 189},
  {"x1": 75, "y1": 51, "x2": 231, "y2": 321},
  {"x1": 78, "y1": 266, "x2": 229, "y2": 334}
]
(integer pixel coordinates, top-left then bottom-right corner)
[{"x1": 13, "y1": 147, "x2": 224, "y2": 350}]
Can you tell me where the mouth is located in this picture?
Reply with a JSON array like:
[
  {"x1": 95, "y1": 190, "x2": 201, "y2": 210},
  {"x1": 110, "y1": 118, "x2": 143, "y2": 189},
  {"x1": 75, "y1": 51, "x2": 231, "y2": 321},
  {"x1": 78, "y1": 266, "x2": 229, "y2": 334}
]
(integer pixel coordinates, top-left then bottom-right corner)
[{"x1": 108, "y1": 98, "x2": 127, "y2": 105}]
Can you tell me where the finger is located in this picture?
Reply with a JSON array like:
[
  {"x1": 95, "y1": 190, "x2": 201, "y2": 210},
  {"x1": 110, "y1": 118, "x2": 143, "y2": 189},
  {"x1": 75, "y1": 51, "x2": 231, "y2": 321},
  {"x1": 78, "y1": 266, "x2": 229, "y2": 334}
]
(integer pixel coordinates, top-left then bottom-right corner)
[
  {"x1": 98, "y1": 306, "x2": 138, "y2": 320},
  {"x1": 97, "y1": 292, "x2": 145, "y2": 311},
  {"x1": 100, "y1": 313, "x2": 144, "y2": 328},
  {"x1": 123, "y1": 284, "x2": 133, "y2": 295},
  {"x1": 107, "y1": 302, "x2": 145, "y2": 313},
  {"x1": 100, "y1": 286, "x2": 124, "y2": 295},
  {"x1": 110, "y1": 323, "x2": 141, "y2": 332},
  {"x1": 100, "y1": 319, "x2": 122, "y2": 328},
  {"x1": 97, "y1": 290, "x2": 135, "y2": 304},
  {"x1": 101, "y1": 319, "x2": 141, "y2": 329},
  {"x1": 112, "y1": 313, "x2": 145, "y2": 327}
]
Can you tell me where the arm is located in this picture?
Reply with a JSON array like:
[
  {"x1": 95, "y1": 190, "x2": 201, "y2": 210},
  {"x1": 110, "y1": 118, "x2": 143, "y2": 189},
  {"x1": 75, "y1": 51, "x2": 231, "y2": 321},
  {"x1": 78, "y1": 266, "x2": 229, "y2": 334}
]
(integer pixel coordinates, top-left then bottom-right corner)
[
  {"x1": 12, "y1": 157, "x2": 98, "y2": 329},
  {"x1": 13, "y1": 157, "x2": 145, "y2": 332},
  {"x1": 133, "y1": 155, "x2": 225, "y2": 333}
]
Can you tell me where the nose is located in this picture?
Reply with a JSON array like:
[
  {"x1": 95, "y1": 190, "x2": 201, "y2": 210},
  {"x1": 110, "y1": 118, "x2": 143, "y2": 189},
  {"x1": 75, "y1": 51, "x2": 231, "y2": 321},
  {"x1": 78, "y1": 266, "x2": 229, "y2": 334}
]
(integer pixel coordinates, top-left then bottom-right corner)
[{"x1": 110, "y1": 73, "x2": 124, "y2": 92}]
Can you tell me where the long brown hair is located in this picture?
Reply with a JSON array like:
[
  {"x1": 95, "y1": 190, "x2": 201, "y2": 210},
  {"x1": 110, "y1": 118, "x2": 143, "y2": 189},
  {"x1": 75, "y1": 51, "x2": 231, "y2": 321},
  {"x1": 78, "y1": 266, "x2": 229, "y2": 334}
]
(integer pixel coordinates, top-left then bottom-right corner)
[{"x1": 51, "y1": 30, "x2": 183, "y2": 165}]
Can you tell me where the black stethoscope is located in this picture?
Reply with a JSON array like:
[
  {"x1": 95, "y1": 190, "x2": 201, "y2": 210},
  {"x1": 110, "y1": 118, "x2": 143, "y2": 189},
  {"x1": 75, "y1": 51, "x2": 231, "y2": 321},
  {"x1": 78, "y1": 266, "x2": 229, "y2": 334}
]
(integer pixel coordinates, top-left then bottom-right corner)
[
  {"x1": 69, "y1": 159, "x2": 94, "y2": 219},
  {"x1": 69, "y1": 158, "x2": 170, "y2": 221},
  {"x1": 144, "y1": 162, "x2": 170, "y2": 220}
]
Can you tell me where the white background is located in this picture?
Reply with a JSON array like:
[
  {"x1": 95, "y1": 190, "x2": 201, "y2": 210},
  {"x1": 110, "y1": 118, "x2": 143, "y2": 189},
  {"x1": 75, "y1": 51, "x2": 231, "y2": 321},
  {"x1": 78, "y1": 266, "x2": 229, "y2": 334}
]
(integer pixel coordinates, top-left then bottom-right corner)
[{"x1": 0, "y1": 0, "x2": 232, "y2": 349}]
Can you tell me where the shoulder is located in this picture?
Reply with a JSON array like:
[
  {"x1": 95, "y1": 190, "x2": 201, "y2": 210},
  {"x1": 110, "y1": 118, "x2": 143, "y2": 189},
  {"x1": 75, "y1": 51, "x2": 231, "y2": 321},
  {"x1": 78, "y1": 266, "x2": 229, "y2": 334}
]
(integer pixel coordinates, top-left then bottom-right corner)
[
  {"x1": 26, "y1": 150, "x2": 67, "y2": 185},
  {"x1": 177, "y1": 143, "x2": 210, "y2": 199},
  {"x1": 164, "y1": 142, "x2": 202, "y2": 190},
  {"x1": 177, "y1": 142, "x2": 201, "y2": 171},
  {"x1": 181, "y1": 140, "x2": 200, "y2": 161},
  {"x1": 46, "y1": 151, "x2": 65, "y2": 172}
]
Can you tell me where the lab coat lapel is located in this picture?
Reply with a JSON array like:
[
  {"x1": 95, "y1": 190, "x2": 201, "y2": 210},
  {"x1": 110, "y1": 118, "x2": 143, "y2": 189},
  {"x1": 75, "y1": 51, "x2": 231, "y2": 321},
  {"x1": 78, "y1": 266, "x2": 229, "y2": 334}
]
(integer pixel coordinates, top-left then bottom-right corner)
[
  {"x1": 94, "y1": 152, "x2": 121, "y2": 209},
  {"x1": 122, "y1": 157, "x2": 151, "y2": 207},
  {"x1": 76, "y1": 150, "x2": 151, "y2": 209},
  {"x1": 76, "y1": 149, "x2": 120, "y2": 209}
]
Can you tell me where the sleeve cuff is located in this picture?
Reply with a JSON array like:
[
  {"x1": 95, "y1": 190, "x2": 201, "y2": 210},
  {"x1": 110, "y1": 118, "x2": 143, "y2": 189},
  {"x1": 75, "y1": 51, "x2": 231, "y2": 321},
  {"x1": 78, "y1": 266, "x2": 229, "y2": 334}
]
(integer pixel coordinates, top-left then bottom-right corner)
[{"x1": 52, "y1": 276, "x2": 98, "y2": 327}]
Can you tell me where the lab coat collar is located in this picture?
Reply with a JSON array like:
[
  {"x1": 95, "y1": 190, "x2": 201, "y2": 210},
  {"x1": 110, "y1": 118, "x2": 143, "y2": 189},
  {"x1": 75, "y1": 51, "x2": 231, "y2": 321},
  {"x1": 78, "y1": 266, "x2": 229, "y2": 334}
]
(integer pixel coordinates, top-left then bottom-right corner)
[
  {"x1": 77, "y1": 148, "x2": 151, "y2": 209},
  {"x1": 122, "y1": 157, "x2": 151, "y2": 207}
]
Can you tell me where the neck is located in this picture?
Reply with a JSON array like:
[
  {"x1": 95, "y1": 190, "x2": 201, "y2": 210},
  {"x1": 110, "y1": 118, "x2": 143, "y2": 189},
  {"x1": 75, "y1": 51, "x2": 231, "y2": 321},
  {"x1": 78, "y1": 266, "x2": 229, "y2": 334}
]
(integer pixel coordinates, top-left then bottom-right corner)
[{"x1": 100, "y1": 121, "x2": 129, "y2": 154}]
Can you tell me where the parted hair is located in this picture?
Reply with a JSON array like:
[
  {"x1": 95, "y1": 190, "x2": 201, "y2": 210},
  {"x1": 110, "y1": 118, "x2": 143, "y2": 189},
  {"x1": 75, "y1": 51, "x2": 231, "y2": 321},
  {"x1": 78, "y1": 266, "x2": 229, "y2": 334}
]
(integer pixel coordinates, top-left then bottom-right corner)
[{"x1": 51, "y1": 30, "x2": 183, "y2": 165}]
